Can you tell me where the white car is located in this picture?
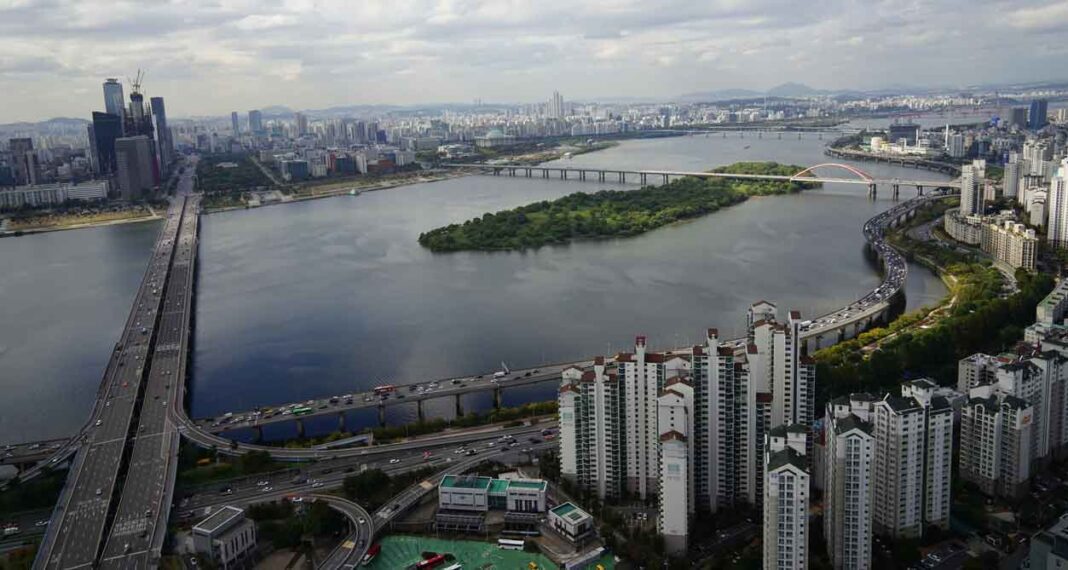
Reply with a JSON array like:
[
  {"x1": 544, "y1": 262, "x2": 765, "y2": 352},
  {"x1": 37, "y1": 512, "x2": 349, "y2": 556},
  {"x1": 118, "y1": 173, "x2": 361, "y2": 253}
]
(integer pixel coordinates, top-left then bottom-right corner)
[{"x1": 389, "y1": 458, "x2": 401, "y2": 464}]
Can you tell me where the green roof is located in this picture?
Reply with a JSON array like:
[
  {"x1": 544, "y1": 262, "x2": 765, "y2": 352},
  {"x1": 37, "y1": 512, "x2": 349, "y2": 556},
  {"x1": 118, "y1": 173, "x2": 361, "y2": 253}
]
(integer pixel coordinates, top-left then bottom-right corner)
[
  {"x1": 488, "y1": 479, "x2": 510, "y2": 495},
  {"x1": 550, "y1": 502, "x2": 590, "y2": 522},
  {"x1": 440, "y1": 475, "x2": 492, "y2": 490},
  {"x1": 508, "y1": 479, "x2": 547, "y2": 491}
]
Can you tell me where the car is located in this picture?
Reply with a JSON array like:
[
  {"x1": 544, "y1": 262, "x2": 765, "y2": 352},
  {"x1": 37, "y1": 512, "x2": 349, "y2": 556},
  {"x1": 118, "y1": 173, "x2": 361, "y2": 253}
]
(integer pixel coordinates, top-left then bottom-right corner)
[
  {"x1": 389, "y1": 458, "x2": 401, "y2": 464},
  {"x1": 256, "y1": 480, "x2": 269, "y2": 486},
  {"x1": 358, "y1": 518, "x2": 366, "y2": 524},
  {"x1": 261, "y1": 486, "x2": 273, "y2": 492},
  {"x1": 35, "y1": 520, "x2": 49, "y2": 527},
  {"x1": 95, "y1": 420, "x2": 103, "y2": 427},
  {"x1": 312, "y1": 482, "x2": 324, "y2": 488},
  {"x1": 96, "y1": 488, "x2": 103, "y2": 496}
]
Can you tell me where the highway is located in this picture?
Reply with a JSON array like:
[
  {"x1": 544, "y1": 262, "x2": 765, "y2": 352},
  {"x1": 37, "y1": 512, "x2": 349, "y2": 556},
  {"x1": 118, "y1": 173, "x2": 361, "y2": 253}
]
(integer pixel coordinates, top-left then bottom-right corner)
[
  {"x1": 311, "y1": 495, "x2": 372, "y2": 569},
  {"x1": 99, "y1": 193, "x2": 200, "y2": 568},
  {"x1": 36, "y1": 195, "x2": 188, "y2": 569}
]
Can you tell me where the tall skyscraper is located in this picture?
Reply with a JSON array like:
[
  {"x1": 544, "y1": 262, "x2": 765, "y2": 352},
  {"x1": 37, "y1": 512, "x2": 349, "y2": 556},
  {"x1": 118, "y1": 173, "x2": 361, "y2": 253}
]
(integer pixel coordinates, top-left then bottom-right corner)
[
  {"x1": 959, "y1": 160, "x2": 986, "y2": 216},
  {"x1": 248, "y1": 110, "x2": 263, "y2": 134},
  {"x1": 1029, "y1": 99, "x2": 1049, "y2": 130},
  {"x1": 295, "y1": 112, "x2": 308, "y2": 136},
  {"x1": 231, "y1": 111, "x2": 240, "y2": 134},
  {"x1": 103, "y1": 78, "x2": 125, "y2": 119},
  {"x1": 89, "y1": 112, "x2": 122, "y2": 176},
  {"x1": 8, "y1": 138, "x2": 37, "y2": 186},
  {"x1": 150, "y1": 97, "x2": 172, "y2": 178},
  {"x1": 1048, "y1": 159, "x2": 1068, "y2": 249},
  {"x1": 548, "y1": 91, "x2": 565, "y2": 119},
  {"x1": 115, "y1": 135, "x2": 154, "y2": 200}
]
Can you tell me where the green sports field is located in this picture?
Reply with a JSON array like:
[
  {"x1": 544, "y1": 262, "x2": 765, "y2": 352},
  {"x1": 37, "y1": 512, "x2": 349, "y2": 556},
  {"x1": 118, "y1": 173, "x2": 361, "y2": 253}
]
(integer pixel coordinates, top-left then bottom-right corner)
[{"x1": 362, "y1": 535, "x2": 616, "y2": 570}]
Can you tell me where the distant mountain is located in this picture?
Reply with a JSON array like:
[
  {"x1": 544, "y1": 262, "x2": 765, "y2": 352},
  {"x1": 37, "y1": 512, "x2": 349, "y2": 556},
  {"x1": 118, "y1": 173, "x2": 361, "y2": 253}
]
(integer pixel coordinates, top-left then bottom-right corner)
[
  {"x1": 765, "y1": 82, "x2": 821, "y2": 97},
  {"x1": 0, "y1": 117, "x2": 88, "y2": 130},
  {"x1": 676, "y1": 88, "x2": 763, "y2": 102},
  {"x1": 259, "y1": 105, "x2": 294, "y2": 117}
]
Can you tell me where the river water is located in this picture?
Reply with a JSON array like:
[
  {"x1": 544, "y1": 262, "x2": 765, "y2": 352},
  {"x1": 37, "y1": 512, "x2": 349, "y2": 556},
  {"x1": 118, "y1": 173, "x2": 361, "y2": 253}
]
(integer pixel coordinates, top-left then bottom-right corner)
[{"x1": 0, "y1": 133, "x2": 950, "y2": 443}]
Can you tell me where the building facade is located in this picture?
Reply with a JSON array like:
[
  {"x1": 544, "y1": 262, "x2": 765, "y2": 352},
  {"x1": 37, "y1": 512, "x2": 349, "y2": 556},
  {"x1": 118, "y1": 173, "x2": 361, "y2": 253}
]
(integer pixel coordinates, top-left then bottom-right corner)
[{"x1": 959, "y1": 385, "x2": 1033, "y2": 499}]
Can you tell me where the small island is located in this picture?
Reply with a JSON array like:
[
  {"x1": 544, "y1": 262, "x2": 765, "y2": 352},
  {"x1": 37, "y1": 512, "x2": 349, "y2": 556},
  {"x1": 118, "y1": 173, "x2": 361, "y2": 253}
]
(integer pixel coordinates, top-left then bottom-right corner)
[{"x1": 418, "y1": 162, "x2": 818, "y2": 252}]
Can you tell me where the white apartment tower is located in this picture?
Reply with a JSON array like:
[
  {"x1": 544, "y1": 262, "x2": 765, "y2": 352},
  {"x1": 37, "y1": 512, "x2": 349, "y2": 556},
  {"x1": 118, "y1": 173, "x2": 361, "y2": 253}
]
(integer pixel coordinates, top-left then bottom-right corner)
[
  {"x1": 959, "y1": 385, "x2": 1033, "y2": 499},
  {"x1": 871, "y1": 392, "x2": 954, "y2": 538},
  {"x1": 658, "y1": 378, "x2": 694, "y2": 555},
  {"x1": 557, "y1": 357, "x2": 626, "y2": 500},
  {"x1": 617, "y1": 337, "x2": 689, "y2": 499},
  {"x1": 959, "y1": 160, "x2": 986, "y2": 216},
  {"x1": 763, "y1": 427, "x2": 810, "y2": 570},
  {"x1": 824, "y1": 409, "x2": 874, "y2": 570},
  {"x1": 1048, "y1": 159, "x2": 1068, "y2": 249}
]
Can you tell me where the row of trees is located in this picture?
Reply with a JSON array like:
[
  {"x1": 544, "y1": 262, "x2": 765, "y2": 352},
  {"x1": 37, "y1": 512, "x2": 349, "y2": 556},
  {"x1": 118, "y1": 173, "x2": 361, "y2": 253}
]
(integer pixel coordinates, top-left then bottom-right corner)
[{"x1": 418, "y1": 162, "x2": 815, "y2": 252}]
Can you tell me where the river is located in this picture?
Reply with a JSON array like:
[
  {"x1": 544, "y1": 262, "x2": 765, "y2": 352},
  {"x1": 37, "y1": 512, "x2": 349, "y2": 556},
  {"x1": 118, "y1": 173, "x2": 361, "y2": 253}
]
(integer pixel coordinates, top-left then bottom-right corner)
[{"x1": 0, "y1": 132, "x2": 950, "y2": 444}]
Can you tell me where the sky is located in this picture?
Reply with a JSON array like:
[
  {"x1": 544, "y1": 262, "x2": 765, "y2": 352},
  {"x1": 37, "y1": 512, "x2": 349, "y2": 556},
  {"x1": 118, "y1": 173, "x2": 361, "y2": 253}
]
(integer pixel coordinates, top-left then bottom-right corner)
[{"x1": 1, "y1": 0, "x2": 1067, "y2": 123}]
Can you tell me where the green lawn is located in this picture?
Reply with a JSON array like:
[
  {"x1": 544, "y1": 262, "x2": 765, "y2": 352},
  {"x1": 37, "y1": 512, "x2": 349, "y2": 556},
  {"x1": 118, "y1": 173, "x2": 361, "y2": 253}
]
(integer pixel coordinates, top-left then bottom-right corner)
[{"x1": 364, "y1": 535, "x2": 615, "y2": 570}]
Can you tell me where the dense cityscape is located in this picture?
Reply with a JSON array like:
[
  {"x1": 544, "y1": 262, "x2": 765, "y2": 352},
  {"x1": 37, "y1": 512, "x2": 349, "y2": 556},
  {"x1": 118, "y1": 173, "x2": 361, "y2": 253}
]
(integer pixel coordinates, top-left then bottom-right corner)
[{"x1": 5, "y1": 2, "x2": 1068, "y2": 570}]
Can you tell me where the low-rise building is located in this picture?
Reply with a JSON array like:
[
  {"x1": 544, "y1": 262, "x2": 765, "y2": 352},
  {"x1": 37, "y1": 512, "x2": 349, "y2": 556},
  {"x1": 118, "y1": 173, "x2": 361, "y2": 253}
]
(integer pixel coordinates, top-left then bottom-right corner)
[
  {"x1": 943, "y1": 208, "x2": 983, "y2": 245},
  {"x1": 192, "y1": 506, "x2": 257, "y2": 570},
  {"x1": 0, "y1": 181, "x2": 108, "y2": 210},
  {"x1": 547, "y1": 502, "x2": 595, "y2": 545},
  {"x1": 1030, "y1": 514, "x2": 1068, "y2": 569}
]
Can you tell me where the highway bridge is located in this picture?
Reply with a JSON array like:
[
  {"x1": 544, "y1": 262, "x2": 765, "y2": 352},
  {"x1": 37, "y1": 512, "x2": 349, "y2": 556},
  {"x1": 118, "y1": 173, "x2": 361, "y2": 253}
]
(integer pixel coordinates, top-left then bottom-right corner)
[
  {"x1": 36, "y1": 195, "x2": 188, "y2": 569},
  {"x1": 442, "y1": 162, "x2": 960, "y2": 198}
]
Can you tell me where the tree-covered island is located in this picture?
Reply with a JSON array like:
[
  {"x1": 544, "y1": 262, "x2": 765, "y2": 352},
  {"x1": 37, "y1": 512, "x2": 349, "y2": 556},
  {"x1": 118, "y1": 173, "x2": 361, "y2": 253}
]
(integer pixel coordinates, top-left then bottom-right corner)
[{"x1": 418, "y1": 162, "x2": 819, "y2": 252}]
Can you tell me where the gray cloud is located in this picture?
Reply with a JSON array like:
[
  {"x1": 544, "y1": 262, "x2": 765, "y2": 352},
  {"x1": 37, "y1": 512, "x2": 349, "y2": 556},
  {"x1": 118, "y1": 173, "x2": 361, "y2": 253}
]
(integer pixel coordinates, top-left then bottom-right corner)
[{"x1": 0, "y1": 0, "x2": 1063, "y2": 122}]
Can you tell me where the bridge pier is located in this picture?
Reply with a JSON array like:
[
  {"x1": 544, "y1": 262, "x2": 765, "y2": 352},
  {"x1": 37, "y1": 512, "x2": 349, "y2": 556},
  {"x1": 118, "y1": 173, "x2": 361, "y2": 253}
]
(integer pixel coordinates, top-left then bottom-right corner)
[
  {"x1": 599, "y1": 171, "x2": 606, "y2": 182},
  {"x1": 561, "y1": 169, "x2": 567, "y2": 180},
  {"x1": 662, "y1": 173, "x2": 669, "y2": 185},
  {"x1": 525, "y1": 168, "x2": 532, "y2": 178},
  {"x1": 580, "y1": 170, "x2": 586, "y2": 181},
  {"x1": 819, "y1": 133, "x2": 823, "y2": 140},
  {"x1": 455, "y1": 394, "x2": 464, "y2": 417},
  {"x1": 494, "y1": 386, "x2": 502, "y2": 409},
  {"x1": 508, "y1": 167, "x2": 515, "y2": 177},
  {"x1": 917, "y1": 185, "x2": 924, "y2": 196},
  {"x1": 619, "y1": 171, "x2": 626, "y2": 183},
  {"x1": 798, "y1": 133, "x2": 802, "y2": 140},
  {"x1": 542, "y1": 169, "x2": 549, "y2": 179},
  {"x1": 758, "y1": 132, "x2": 762, "y2": 139},
  {"x1": 492, "y1": 168, "x2": 500, "y2": 176},
  {"x1": 892, "y1": 184, "x2": 900, "y2": 200},
  {"x1": 778, "y1": 133, "x2": 782, "y2": 140},
  {"x1": 723, "y1": 132, "x2": 727, "y2": 139},
  {"x1": 252, "y1": 425, "x2": 264, "y2": 443},
  {"x1": 640, "y1": 173, "x2": 647, "y2": 185},
  {"x1": 417, "y1": 399, "x2": 425, "y2": 422},
  {"x1": 337, "y1": 412, "x2": 346, "y2": 432},
  {"x1": 295, "y1": 418, "x2": 305, "y2": 438},
  {"x1": 867, "y1": 183, "x2": 877, "y2": 198}
]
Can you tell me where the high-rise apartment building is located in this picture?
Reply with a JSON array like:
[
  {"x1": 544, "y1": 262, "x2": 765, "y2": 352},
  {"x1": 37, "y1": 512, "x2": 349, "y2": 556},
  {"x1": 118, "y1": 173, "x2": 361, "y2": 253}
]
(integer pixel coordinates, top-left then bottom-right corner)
[
  {"x1": 1004, "y1": 159, "x2": 1021, "y2": 201},
  {"x1": 947, "y1": 132, "x2": 966, "y2": 158},
  {"x1": 1024, "y1": 140, "x2": 1053, "y2": 177},
  {"x1": 763, "y1": 428, "x2": 809, "y2": 570},
  {"x1": 231, "y1": 111, "x2": 240, "y2": 134},
  {"x1": 959, "y1": 160, "x2": 986, "y2": 216},
  {"x1": 296, "y1": 112, "x2": 309, "y2": 136},
  {"x1": 981, "y1": 220, "x2": 1038, "y2": 271},
  {"x1": 558, "y1": 357, "x2": 626, "y2": 501},
  {"x1": 824, "y1": 408, "x2": 874, "y2": 570},
  {"x1": 959, "y1": 385, "x2": 1033, "y2": 499},
  {"x1": 871, "y1": 392, "x2": 954, "y2": 538},
  {"x1": 547, "y1": 91, "x2": 565, "y2": 119},
  {"x1": 1050, "y1": 159, "x2": 1068, "y2": 249},
  {"x1": 103, "y1": 78, "x2": 125, "y2": 119},
  {"x1": 658, "y1": 379, "x2": 694, "y2": 555}
]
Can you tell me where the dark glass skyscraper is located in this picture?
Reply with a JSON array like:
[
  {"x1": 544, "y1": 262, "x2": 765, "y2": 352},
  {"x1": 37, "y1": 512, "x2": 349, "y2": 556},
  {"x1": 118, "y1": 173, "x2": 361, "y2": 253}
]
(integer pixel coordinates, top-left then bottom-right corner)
[
  {"x1": 150, "y1": 96, "x2": 172, "y2": 177},
  {"x1": 103, "y1": 78, "x2": 125, "y2": 119},
  {"x1": 90, "y1": 112, "x2": 122, "y2": 175},
  {"x1": 1029, "y1": 99, "x2": 1049, "y2": 130}
]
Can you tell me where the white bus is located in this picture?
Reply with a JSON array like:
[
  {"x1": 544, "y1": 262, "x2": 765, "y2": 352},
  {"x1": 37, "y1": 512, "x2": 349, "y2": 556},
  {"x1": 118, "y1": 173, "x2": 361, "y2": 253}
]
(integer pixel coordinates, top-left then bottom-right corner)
[{"x1": 497, "y1": 538, "x2": 525, "y2": 551}]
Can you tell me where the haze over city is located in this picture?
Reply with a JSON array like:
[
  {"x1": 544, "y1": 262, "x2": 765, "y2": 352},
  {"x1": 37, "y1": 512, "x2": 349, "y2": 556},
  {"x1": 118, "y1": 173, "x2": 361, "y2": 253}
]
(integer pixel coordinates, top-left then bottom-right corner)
[{"x1": 2, "y1": 0, "x2": 1068, "y2": 122}]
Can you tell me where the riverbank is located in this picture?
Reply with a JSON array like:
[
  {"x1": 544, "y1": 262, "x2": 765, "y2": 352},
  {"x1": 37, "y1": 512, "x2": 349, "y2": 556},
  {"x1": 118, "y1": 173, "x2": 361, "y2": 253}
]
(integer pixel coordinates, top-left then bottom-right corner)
[
  {"x1": 0, "y1": 208, "x2": 162, "y2": 238},
  {"x1": 201, "y1": 169, "x2": 472, "y2": 214}
]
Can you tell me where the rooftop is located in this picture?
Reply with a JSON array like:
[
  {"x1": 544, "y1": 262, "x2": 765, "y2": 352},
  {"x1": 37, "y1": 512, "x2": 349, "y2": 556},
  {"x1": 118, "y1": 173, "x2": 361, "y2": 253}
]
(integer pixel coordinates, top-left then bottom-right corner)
[
  {"x1": 440, "y1": 475, "x2": 492, "y2": 491},
  {"x1": 193, "y1": 505, "x2": 244, "y2": 535},
  {"x1": 550, "y1": 502, "x2": 592, "y2": 523}
]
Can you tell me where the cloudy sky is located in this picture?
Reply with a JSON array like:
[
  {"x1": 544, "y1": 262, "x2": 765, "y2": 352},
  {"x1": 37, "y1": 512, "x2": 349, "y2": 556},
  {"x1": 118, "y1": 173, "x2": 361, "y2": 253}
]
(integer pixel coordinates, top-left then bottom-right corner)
[{"x1": 1, "y1": 0, "x2": 1066, "y2": 122}]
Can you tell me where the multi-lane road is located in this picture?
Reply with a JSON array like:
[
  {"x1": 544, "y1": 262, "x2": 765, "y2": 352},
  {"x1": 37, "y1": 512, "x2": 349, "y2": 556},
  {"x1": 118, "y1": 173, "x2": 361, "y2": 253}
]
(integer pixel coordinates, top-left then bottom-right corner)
[{"x1": 36, "y1": 163, "x2": 198, "y2": 569}]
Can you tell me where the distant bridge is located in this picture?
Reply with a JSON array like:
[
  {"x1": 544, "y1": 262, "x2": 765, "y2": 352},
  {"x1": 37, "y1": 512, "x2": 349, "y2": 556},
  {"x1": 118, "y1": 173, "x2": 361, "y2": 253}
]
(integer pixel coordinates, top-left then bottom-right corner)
[{"x1": 443, "y1": 162, "x2": 960, "y2": 198}]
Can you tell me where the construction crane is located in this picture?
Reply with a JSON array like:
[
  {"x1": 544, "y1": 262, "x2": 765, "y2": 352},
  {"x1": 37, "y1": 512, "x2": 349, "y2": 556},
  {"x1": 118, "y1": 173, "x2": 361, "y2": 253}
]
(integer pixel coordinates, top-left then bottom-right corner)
[{"x1": 128, "y1": 69, "x2": 145, "y2": 95}]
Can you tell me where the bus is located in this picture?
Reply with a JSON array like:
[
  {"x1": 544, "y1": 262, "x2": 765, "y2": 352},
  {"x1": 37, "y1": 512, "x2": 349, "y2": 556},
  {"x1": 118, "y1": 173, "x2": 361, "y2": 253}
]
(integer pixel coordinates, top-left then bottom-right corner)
[
  {"x1": 373, "y1": 385, "x2": 396, "y2": 396},
  {"x1": 497, "y1": 538, "x2": 525, "y2": 551},
  {"x1": 292, "y1": 406, "x2": 313, "y2": 416},
  {"x1": 415, "y1": 554, "x2": 446, "y2": 569}
]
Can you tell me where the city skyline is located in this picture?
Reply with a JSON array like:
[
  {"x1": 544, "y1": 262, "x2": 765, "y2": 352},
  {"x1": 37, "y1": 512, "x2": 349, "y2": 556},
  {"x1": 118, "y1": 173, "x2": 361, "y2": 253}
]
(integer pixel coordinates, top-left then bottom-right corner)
[{"x1": 2, "y1": 0, "x2": 1068, "y2": 123}]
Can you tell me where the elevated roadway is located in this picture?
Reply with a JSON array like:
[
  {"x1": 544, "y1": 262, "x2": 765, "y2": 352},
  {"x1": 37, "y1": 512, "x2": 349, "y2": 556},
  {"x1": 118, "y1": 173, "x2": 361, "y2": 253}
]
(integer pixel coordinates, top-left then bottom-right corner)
[{"x1": 36, "y1": 197, "x2": 188, "y2": 569}]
